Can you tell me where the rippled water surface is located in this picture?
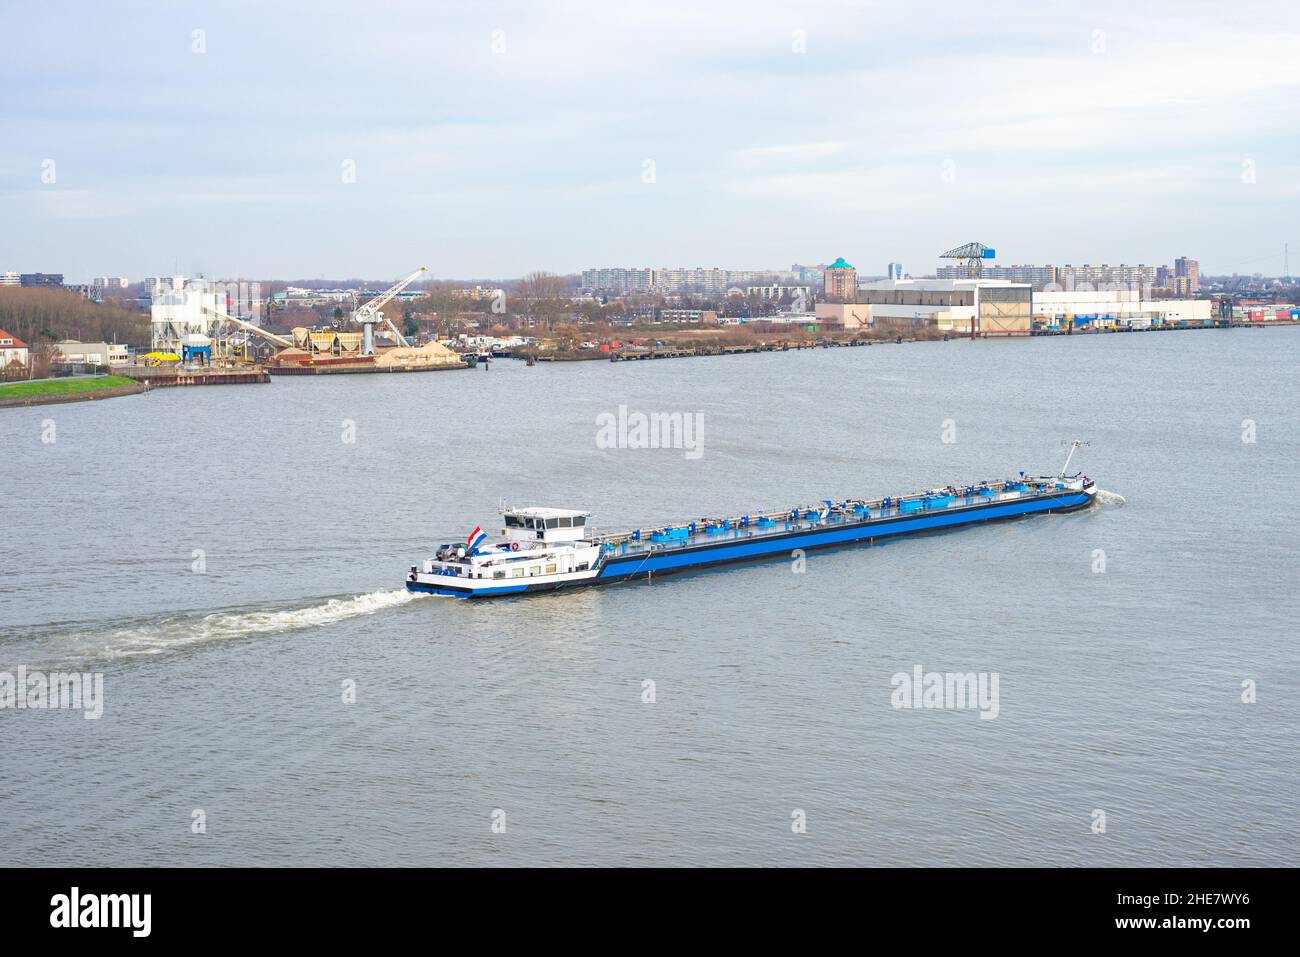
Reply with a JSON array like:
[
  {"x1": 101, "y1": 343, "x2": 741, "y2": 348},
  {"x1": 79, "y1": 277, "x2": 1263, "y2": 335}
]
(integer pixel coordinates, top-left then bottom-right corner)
[{"x1": 1, "y1": 329, "x2": 1297, "y2": 866}]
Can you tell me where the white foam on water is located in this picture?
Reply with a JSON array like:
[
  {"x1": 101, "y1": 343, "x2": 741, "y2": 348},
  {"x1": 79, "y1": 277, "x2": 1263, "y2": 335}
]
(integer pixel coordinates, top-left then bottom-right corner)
[
  {"x1": 37, "y1": 589, "x2": 431, "y2": 664},
  {"x1": 1095, "y1": 489, "x2": 1127, "y2": 506}
]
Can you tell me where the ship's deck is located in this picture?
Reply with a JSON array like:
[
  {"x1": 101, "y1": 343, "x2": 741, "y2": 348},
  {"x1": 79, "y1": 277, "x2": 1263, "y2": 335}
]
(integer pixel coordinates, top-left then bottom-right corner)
[{"x1": 593, "y1": 479, "x2": 1070, "y2": 558}]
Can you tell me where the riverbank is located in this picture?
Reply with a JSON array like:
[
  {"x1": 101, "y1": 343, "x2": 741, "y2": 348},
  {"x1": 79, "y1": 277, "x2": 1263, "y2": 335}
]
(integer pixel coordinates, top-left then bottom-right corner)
[
  {"x1": 507, "y1": 325, "x2": 938, "y2": 363},
  {"x1": 517, "y1": 317, "x2": 1296, "y2": 364},
  {"x1": 0, "y1": 374, "x2": 148, "y2": 408}
]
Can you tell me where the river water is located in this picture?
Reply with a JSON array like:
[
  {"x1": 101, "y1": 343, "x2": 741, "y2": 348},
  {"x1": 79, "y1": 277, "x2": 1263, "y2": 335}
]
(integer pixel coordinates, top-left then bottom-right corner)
[{"x1": 1, "y1": 329, "x2": 1296, "y2": 866}]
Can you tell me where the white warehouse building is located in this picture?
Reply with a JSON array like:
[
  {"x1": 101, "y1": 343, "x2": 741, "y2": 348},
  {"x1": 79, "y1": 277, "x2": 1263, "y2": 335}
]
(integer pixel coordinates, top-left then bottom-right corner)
[
  {"x1": 1032, "y1": 289, "x2": 1213, "y2": 327},
  {"x1": 817, "y1": 279, "x2": 1035, "y2": 335},
  {"x1": 814, "y1": 279, "x2": 1213, "y2": 334}
]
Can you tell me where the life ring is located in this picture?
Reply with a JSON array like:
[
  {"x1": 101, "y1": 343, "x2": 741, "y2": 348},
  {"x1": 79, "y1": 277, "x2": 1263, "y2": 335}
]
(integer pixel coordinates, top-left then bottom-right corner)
[{"x1": 509, "y1": 542, "x2": 520, "y2": 551}]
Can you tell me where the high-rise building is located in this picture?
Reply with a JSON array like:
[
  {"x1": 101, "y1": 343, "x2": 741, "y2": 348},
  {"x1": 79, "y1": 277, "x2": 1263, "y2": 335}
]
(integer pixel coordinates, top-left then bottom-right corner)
[
  {"x1": 65, "y1": 284, "x2": 102, "y2": 302},
  {"x1": 887, "y1": 262, "x2": 906, "y2": 280},
  {"x1": 1056, "y1": 264, "x2": 1156, "y2": 290},
  {"x1": 20, "y1": 273, "x2": 63, "y2": 287},
  {"x1": 651, "y1": 267, "x2": 730, "y2": 294},
  {"x1": 148, "y1": 275, "x2": 195, "y2": 297},
  {"x1": 823, "y1": 257, "x2": 857, "y2": 301},
  {"x1": 204, "y1": 279, "x2": 263, "y2": 321},
  {"x1": 142, "y1": 276, "x2": 187, "y2": 298},
  {"x1": 582, "y1": 266, "x2": 788, "y2": 295},
  {"x1": 791, "y1": 263, "x2": 827, "y2": 286},
  {"x1": 580, "y1": 268, "x2": 655, "y2": 294},
  {"x1": 726, "y1": 270, "x2": 783, "y2": 285},
  {"x1": 936, "y1": 263, "x2": 1155, "y2": 290},
  {"x1": 1174, "y1": 257, "x2": 1200, "y2": 296},
  {"x1": 937, "y1": 263, "x2": 1060, "y2": 288}
]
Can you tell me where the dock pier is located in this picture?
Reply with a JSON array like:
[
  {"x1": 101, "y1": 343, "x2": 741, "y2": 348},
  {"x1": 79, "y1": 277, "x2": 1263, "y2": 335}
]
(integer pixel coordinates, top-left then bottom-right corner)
[{"x1": 114, "y1": 365, "x2": 271, "y2": 387}]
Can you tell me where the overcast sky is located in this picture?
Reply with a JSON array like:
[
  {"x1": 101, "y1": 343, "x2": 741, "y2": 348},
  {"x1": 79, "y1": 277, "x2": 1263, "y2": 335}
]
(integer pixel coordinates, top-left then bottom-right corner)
[{"x1": 2, "y1": 0, "x2": 1297, "y2": 281}]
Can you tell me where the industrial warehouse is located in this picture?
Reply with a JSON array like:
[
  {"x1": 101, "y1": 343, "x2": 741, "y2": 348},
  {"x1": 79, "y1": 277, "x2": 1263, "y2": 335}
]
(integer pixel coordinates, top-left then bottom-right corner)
[
  {"x1": 813, "y1": 243, "x2": 1221, "y2": 335},
  {"x1": 814, "y1": 277, "x2": 1215, "y2": 335}
]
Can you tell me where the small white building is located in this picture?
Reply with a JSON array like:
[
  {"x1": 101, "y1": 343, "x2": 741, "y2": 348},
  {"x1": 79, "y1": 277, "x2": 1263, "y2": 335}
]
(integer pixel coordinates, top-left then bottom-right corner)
[
  {"x1": 757, "y1": 312, "x2": 821, "y2": 325},
  {"x1": 0, "y1": 329, "x2": 29, "y2": 370},
  {"x1": 658, "y1": 309, "x2": 718, "y2": 324},
  {"x1": 53, "y1": 341, "x2": 131, "y2": 367}
]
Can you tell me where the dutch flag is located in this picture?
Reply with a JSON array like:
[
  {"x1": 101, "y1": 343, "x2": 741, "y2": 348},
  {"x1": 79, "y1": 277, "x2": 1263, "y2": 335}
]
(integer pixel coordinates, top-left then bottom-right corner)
[{"x1": 467, "y1": 526, "x2": 487, "y2": 553}]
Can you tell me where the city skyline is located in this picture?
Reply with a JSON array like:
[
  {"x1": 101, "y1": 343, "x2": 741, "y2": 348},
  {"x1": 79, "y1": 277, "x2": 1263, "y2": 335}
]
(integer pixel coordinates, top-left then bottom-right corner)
[
  {"x1": 2, "y1": 1, "x2": 1298, "y2": 280},
  {"x1": 14, "y1": 251, "x2": 1294, "y2": 290}
]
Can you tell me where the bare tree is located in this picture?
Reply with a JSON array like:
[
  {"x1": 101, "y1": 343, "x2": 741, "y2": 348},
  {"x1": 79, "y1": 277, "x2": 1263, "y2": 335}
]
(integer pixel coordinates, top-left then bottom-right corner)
[{"x1": 0, "y1": 288, "x2": 150, "y2": 348}]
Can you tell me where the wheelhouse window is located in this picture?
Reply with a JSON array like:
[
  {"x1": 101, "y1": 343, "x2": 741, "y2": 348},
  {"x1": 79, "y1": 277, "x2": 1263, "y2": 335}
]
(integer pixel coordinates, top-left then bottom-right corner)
[{"x1": 504, "y1": 515, "x2": 522, "y2": 528}]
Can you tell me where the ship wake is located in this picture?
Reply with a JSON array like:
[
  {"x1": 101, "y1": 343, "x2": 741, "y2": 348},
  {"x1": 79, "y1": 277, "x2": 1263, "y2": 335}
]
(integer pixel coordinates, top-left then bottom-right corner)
[
  {"x1": 4, "y1": 589, "x2": 430, "y2": 668},
  {"x1": 1095, "y1": 489, "x2": 1127, "y2": 506}
]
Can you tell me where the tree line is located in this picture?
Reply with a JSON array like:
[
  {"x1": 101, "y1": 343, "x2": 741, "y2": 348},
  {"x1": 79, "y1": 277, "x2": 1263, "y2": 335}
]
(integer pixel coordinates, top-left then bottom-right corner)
[{"x1": 0, "y1": 288, "x2": 151, "y2": 348}]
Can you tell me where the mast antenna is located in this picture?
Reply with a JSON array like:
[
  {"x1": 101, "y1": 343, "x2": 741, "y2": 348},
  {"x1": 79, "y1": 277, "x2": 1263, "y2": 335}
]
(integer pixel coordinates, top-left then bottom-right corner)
[{"x1": 1059, "y1": 440, "x2": 1090, "y2": 478}]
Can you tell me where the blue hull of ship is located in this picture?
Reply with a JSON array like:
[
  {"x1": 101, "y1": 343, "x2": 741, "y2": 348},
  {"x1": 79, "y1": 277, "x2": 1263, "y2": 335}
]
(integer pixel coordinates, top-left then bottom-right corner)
[
  {"x1": 406, "y1": 488, "x2": 1093, "y2": 598},
  {"x1": 597, "y1": 489, "x2": 1091, "y2": 582}
]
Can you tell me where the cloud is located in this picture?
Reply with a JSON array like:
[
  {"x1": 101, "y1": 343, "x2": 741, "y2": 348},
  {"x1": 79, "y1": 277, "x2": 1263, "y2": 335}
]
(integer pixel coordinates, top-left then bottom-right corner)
[
  {"x1": 732, "y1": 142, "x2": 849, "y2": 163},
  {"x1": 1, "y1": 0, "x2": 1298, "y2": 277}
]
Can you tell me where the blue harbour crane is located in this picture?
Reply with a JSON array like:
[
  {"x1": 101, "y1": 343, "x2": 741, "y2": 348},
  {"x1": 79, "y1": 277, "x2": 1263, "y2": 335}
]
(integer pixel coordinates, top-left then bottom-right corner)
[{"x1": 940, "y1": 241, "x2": 997, "y2": 279}]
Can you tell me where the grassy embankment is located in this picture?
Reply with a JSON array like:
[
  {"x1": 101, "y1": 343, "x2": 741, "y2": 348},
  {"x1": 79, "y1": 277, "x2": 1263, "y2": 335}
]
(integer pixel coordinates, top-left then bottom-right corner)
[{"x1": 0, "y1": 375, "x2": 138, "y2": 399}]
